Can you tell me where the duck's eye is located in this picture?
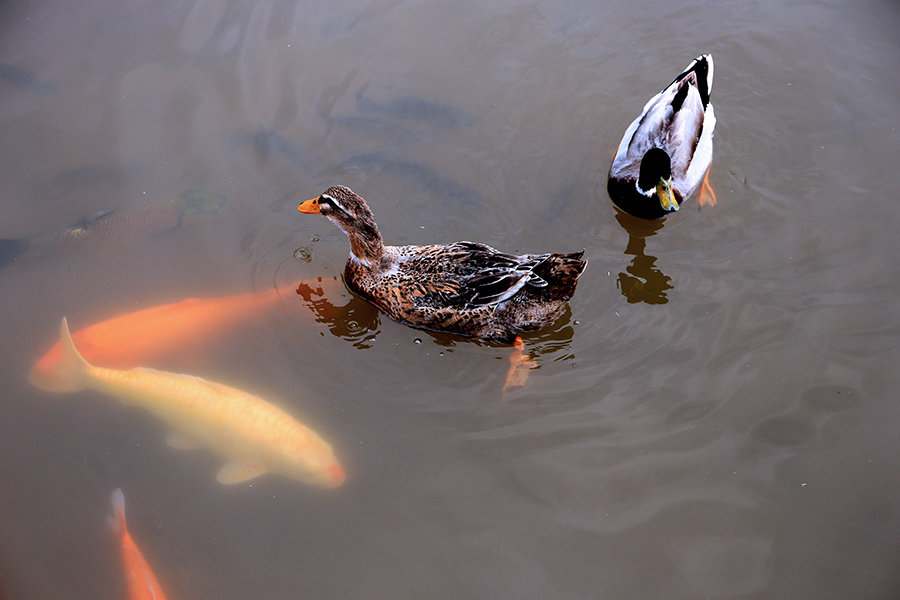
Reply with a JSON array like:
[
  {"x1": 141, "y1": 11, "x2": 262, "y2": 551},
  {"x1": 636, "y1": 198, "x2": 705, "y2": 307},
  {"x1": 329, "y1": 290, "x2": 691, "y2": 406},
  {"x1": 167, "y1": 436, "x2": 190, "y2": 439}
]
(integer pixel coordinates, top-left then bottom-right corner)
[
  {"x1": 319, "y1": 193, "x2": 352, "y2": 217},
  {"x1": 318, "y1": 195, "x2": 334, "y2": 212}
]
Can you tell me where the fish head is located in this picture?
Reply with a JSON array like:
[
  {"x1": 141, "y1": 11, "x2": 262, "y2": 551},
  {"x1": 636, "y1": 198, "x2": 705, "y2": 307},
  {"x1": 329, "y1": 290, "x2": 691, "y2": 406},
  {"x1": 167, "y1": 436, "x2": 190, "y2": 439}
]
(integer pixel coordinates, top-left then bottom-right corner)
[{"x1": 276, "y1": 440, "x2": 346, "y2": 488}]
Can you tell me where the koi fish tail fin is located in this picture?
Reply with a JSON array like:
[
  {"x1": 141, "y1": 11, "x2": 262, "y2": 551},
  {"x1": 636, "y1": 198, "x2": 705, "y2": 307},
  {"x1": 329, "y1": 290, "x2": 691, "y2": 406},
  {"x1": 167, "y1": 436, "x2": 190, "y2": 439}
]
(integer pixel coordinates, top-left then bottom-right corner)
[
  {"x1": 37, "y1": 317, "x2": 91, "y2": 393},
  {"x1": 108, "y1": 488, "x2": 127, "y2": 534},
  {"x1": 0, "y1": 238, "x2": 25, "y2": 269}
]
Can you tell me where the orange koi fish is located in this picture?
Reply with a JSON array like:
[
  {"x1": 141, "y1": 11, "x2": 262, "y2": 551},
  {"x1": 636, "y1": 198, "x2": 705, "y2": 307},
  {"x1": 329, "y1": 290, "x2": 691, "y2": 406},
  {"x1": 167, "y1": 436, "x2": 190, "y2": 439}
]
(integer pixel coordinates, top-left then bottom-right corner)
[
  {"x1": 108, "y1": 488, "x2": 169, "y2": 600},
  {"x1": 29, "y1": 278, "x2": 340, "y2": 392}
]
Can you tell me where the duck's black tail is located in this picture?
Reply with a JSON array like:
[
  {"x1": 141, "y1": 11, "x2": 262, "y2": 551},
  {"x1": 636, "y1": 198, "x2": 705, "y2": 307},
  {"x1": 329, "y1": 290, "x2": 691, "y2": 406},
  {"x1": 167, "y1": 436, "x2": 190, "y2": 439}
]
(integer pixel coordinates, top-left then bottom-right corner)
[
  {"x1": 672, "y1": 54, "x2": 713, "y2": 110},
  {"x1": 0, "y1": 238, "x2": 25, "y2": 269}
]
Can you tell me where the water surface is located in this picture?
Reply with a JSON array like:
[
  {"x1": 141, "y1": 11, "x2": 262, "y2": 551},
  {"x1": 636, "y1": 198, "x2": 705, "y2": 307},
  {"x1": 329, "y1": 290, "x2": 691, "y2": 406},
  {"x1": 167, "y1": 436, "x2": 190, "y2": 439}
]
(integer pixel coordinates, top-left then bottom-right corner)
[{"x1": 1, "y1": 0, "x2": 899, "y2": 598}]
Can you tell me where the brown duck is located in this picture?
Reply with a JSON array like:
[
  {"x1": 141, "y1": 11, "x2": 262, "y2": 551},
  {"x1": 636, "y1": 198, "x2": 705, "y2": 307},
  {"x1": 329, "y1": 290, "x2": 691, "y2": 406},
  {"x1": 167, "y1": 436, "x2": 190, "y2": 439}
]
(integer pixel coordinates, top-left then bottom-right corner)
[{"x1": 297, "y1": 186, "x2": 586, "y2": 344}]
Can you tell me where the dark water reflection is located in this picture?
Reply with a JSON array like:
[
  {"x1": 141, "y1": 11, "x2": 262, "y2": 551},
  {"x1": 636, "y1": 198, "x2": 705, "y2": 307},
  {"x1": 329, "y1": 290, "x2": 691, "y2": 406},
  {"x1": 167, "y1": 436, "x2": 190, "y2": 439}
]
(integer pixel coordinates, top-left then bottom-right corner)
[
  {"x1": 2, "y1": 0, "x2": 900, "y2": 599},
  {"x1": 298, "y1": 275, "x2": 576, "y2": 363},
  {"x1": 295, "y1": 278, "x2": 381, "y2": 349},
  {"x1": 614, "y1": 211, "x2": 673, "y2": 304}
]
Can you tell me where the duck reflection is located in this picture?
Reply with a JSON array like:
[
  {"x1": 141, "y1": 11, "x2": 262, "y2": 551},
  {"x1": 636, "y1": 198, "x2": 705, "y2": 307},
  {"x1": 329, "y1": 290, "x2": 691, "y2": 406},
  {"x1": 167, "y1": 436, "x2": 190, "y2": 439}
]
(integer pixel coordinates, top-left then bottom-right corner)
[
  {"x1": 295, "y1": 280, "x2": 578, "y2": 391},
  {"x1": 614, "y1": 211, "x2": 673, "y2": 304},
  {"x1": 295, "y1": 279, "x2": 380, "y2": 348}
]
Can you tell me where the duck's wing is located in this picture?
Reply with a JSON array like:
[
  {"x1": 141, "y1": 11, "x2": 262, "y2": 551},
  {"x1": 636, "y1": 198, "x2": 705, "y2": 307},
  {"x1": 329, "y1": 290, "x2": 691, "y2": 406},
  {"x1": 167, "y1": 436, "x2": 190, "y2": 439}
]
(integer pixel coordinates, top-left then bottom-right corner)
[
  {"x1": 409, "y1": 242, "x2": 550, "y2": 309},
  {"x1": 666, "y1": 55, "x2": 715, "y2": 192},
  {"x1": 464, "y1": 263, "x2": 548, "y2": 306},
  {"x1": 611, "y1": 55, "x2": 715, "y2": 186}
]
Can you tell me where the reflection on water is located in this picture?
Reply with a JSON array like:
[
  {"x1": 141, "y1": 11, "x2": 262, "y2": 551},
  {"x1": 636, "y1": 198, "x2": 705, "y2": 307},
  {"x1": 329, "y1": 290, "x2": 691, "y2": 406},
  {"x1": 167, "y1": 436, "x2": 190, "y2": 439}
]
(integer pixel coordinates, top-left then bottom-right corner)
[
  {"x1": 354, "y1": 83, "x2": 476, "y2": 130},
  {"x1": 614, "y1": 211, "x2": 673, "y2": 304},
  {"x1": 236, "y1": 129, "x2": 323, "y2": 172},
  {"x1": 294, "y1": 274, "x2": 576, "y2": 390},
  {"x1": 296, "y1": 279, "x2": 381, "y2": 349},
  {"x1": 0, "y1": 62, "x2": 55, "y2": 94},
  {"x1": 333, "y1": 153, "x2": 483, "y2": 207}
]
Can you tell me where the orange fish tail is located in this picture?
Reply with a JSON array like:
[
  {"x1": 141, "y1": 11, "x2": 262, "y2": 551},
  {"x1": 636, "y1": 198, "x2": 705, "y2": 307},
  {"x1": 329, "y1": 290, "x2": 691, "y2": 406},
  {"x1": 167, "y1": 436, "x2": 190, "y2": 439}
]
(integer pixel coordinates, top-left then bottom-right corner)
[{"x1": 109, "y1": 488, "x2": 170, "y2": 600}]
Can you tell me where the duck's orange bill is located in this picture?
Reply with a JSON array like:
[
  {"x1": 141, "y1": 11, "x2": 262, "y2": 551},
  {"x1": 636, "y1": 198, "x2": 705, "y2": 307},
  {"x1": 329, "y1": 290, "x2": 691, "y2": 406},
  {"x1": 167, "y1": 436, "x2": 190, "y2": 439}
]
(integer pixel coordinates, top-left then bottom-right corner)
[{"x1": 298, "y1": 198, "x2": 321, "y2": 214}]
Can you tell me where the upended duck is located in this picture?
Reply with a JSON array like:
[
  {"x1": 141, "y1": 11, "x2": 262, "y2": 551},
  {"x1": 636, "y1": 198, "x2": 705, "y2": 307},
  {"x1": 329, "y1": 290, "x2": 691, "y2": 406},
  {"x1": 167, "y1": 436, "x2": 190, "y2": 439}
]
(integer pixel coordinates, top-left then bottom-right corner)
[
  {"x1": 298, "y1": 186, "x2": 586, "y2": 346},
  {"x1": 608, "y1": 54, "x2": 717, "y2": 219}
]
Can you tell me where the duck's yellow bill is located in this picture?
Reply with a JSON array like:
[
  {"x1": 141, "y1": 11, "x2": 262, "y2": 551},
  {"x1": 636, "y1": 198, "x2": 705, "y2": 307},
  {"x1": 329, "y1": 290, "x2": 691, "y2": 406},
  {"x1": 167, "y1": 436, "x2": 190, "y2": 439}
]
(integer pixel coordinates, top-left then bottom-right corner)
[
  {"x1": 657, "y1": 178, "x2": 678, "y2": 212},
  {"x1": 298, "y1": 198, "x2": 321, "y2": 214}
]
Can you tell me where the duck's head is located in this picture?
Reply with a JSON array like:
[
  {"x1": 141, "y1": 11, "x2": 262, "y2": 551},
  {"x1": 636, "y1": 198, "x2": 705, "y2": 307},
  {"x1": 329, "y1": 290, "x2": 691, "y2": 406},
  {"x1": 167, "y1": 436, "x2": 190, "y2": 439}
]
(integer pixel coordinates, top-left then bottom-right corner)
[
  {"x1": 638, "y1": 148, "x2": 678, "y2": 213},
  {"x1": 299, "y1": 185, "x2": 384, "y2": 264}
]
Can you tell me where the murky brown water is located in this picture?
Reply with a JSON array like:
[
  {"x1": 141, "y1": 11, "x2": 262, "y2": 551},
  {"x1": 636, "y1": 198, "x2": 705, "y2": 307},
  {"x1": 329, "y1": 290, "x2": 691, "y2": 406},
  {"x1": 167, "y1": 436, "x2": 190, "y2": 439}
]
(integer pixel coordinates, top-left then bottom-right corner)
[{"x1": 2, "y1": 0, "x2": 899, "y2": 598}]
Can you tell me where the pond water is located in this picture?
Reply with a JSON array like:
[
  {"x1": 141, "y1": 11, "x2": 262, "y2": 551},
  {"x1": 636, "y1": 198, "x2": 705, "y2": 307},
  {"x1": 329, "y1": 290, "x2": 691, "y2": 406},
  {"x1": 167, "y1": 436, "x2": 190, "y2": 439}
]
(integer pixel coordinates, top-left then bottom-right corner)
[{"x1": 1, "y1": 0, "x2": 898, "y2": 598}]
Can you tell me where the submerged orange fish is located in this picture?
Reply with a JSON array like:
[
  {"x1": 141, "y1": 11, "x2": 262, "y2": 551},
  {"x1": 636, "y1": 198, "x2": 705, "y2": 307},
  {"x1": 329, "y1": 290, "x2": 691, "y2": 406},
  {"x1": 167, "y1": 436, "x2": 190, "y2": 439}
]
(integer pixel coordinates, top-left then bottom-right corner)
[
  {"x1": 29, "y1": 279, "x2": 340, "y2": 392},
  {"x1": 108, "y1": 488, "x2": 169, "y2": 600},
  {"x1": 35, "y1": 318, "x2": 345, "y2": 487}
]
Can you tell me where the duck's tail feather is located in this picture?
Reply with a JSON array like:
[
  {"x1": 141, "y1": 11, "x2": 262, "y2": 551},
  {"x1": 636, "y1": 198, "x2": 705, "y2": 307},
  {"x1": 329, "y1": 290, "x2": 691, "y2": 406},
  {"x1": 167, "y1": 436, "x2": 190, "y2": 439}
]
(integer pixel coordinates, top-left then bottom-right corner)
[
  {"x1": 674, "y1": 54, "x2": 714, "y2": 109},
  {"x1": 534, "y1": 251, "x2": 587, "y2": 299}
]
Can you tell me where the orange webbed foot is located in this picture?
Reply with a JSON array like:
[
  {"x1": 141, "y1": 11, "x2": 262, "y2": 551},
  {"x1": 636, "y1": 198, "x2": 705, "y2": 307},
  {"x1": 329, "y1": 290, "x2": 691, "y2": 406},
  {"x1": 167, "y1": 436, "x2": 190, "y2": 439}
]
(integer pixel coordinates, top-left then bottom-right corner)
[{"x1": 503, "y1": 336, "x2": 537, "y2": 393}]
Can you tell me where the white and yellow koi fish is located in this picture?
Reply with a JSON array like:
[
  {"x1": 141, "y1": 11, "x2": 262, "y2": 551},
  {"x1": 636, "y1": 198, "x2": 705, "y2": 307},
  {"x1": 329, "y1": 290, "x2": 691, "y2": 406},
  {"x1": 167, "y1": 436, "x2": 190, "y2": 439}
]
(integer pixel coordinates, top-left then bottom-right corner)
[{"x1": 32, "y1": 318, "x2": 345, "y2": 488}]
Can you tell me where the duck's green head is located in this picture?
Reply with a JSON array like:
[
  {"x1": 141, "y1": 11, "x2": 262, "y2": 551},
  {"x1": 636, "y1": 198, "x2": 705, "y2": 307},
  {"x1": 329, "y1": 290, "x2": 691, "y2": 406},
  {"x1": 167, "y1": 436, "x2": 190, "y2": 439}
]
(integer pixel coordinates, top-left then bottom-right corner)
[{"x1": 638, "y1": 148, "x2": 677, "y2": 213}]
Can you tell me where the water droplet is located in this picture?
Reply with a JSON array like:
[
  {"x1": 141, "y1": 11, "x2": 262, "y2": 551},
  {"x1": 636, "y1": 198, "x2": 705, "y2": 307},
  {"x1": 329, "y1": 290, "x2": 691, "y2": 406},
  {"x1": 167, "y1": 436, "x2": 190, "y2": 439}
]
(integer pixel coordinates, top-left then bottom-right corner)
[
  {"x1": 293, "y1": 247, "x2": 312, "y2": 262},
  {"x1": 311, "y1": 234, "x2": 321, "y2": 243},
  {"x1": 414, "y1": 338, "x2": 422, "y2": 344}
]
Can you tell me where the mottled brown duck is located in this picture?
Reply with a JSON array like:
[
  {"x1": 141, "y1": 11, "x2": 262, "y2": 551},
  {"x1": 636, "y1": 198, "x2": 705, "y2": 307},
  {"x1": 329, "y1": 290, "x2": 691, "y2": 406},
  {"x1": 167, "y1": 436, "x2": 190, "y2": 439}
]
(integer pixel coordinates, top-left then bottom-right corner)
[{"x1": 297, "y1": 185, "x2": 586, "y2": 346}]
